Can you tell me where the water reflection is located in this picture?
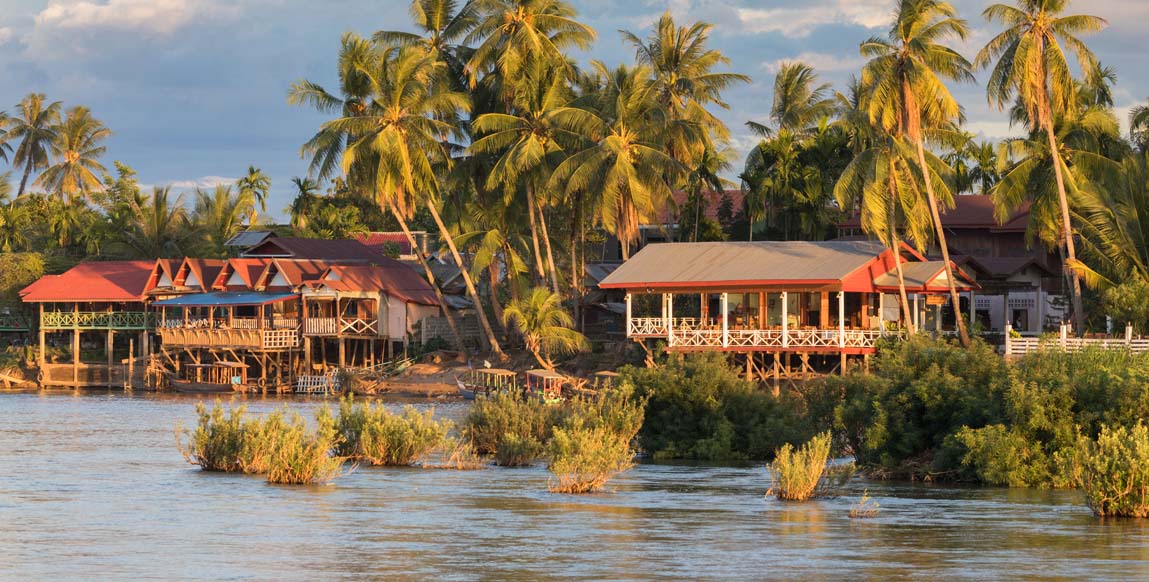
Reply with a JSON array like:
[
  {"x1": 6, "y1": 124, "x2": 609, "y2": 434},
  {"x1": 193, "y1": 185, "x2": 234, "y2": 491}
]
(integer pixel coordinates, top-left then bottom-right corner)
[{"x1": 1, "y1": 391, "x2": 1147, "y2": 580}]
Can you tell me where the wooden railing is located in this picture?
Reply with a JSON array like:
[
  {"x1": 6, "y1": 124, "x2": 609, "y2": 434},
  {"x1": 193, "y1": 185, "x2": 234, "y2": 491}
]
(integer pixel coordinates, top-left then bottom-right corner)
[
  {"x1": 159, "y1": 318, "x2": 299, "y2": 331},
  {"x1": 159, "y1": 327, "x2": 300, "y2": 350},
  {"x1": 303, "y1": 317, "x2": 379, "y2": 336},
  {"x1": 0, "y1": 312, "x2": 32, "y2": 331},
  {"x1": 41, "y1": 311, "x2": 154, "y2": 330},
  {"x1": 1004, "y1": 324, "x2": 1149, "y2": 356},
  {"x1": 667, "y1": 328, "x2": 886, "y2": 350}
]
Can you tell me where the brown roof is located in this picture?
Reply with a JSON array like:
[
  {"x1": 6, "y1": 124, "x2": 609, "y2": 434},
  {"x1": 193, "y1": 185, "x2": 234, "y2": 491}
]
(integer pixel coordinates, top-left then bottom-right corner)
[
  {"x1": 259, "y1": 259, "x2": 335, "y2": 289},
  {"x1": 242, "y1": 237, "x2": 386, "y2": 262},
  {"x1": 599, "y1": 240, "x2": 889, "y2": 289},
  {"x1": 20, "y1": 261, "x2": 155, "y2": 302},
  {"x1": 840, "y1": 195, "x2": 1029, "y2": 232},
  {"x1": 652, "y1": 190, "x2": 747, "y2": 225},
  {"x1": 311, "y1": 264, "x2": 439, "y2": 306},
  {"x1": 963, "y1": 256, "x2": 1055, "y2": 278}
]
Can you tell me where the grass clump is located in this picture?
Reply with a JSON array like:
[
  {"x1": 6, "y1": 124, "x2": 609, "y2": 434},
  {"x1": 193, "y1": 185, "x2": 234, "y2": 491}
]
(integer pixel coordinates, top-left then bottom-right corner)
[
  {"x1": 495, "y1": 434, "x2": 546, "y2": 467},
  {"x1": 767, "y1": 431, "x2": 839, "y2": 501},
  {"x1": 335, "y1": 397, "x2": 451, "y2": 466},
  {"x1": 546, "y1": 388, "x2": 645, "y2": 494},
  {"x1": 178, "y1": 401, "x2": 251, "y2": 472},
  {"x1": 1071, "y1": 423, "x2": 1149, "y2": 518},
  {"x1": 849, "y1": 489, "x2": 880, "y2": 518},
  {"x1": 463, "y1": 391, "x2": 557, "y2": 455},
  {"x1": 266, "y1": 406, "x2": 348, "y2": 485}
]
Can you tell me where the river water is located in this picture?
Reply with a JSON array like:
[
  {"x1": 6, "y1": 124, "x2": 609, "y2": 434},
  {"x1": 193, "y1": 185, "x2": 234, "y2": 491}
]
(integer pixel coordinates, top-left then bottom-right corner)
[{"x1": 1, "y1": 391, "x2": 1146, "y2": 581}]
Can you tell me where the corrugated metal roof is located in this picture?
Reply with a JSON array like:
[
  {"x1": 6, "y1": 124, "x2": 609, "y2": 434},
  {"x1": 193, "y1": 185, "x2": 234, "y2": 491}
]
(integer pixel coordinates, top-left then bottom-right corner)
[
  {"x1": 872, "y1": 261, "x2": 978, "y2": 291},
  {"x1": 308, "y1": 264, "x2": 440, "y2": 306},
  {"x1": 598, "y1": 241, "x2": 888, "y2": 289},
  {"x1": 153, "y1": 292, "x2": 297, "y2": 307},
  {"x1": 224, "y1": 230, "x2": 276, "y2": 248},
  {"x1": 20, "y1": 261, "x2": 155, "y2": 302},
  {"x1": 241, "y1": 237, "x2": 384, "y2": 262}
]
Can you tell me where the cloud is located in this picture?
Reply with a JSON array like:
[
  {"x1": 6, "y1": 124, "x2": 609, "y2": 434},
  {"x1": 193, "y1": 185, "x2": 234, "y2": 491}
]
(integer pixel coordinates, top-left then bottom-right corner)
[
  {"x1": 764, "y1": 52, "x2": 864, "y2": 74},
  {"x1": 0, "y1": 27, "x2": 13, "y2": 45},
  {"x1": 737, "y1": 0, "x2": 892, "y2": 38},
  {"x1": 164, "y1": 175, "x2": 237, "y2": 189}
]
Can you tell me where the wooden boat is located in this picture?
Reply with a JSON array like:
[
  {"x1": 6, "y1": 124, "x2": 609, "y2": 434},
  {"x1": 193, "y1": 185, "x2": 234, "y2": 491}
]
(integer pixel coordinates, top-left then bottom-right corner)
[
  {"x1": 171, "y1": 362, "x2": 249, "y2": 394},
  {"x1": 524, "y1": 369, "x2": 567, "y2": 405},
  {"x1": 455, "y1": 368, "x2": 518, "y2": 400}
]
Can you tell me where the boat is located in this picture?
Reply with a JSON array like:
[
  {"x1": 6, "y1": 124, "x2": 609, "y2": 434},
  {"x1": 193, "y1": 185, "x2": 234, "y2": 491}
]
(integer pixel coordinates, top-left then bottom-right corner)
[
  {"x1": 524, "y1": 369, "x2": 568, "y2": 405},
  {"x1": 455, "y1": 368, "x2": 518, "y2": 400},
  {"x1": 170, "y1": 362, "x2": 249, "y2": 394}
]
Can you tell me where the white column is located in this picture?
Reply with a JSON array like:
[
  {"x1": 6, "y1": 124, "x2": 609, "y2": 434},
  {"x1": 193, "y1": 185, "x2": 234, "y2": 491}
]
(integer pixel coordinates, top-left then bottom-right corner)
[
  {"x1": 667, "y1": 293, "x2": 674, "y2": 341},
  {"x1": 660, "y1": 293, "x2": 668, "y2": 328},
  {"x1": 878, "y1": 293, "x2": 885, "y2": 337},
  {"x1": 781, "y1": 291, "x2": 789, "y2": 348},
  {"x1": 913, "y1": 293, "x2": 920, "y2": 332},
  {"x1": 1126, "y1": 323, "x2": 1134, "y2": 346},
  {"x1": 625, "y1": 293, "x2": 632, "y2": 336},
  {"x1": 721, "y1": 292, "x2": 729, "y2": 348},
  {"x1": 838, "y1": 291, "x2": 846, "y2": 348}
]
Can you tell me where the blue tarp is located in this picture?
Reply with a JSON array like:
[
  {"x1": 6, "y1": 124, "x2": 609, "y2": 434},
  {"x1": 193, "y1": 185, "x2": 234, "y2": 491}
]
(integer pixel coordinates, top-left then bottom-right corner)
[{"x1": 152, "y1": 292, "x2": 297, "y2": 307}]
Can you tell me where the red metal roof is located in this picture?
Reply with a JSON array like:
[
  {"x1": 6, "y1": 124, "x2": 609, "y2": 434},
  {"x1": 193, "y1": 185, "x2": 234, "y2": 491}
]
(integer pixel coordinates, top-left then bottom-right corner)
[
  {"x1": 311, "y1": 264, "x2": 439, "y2": 306},
  {"x1": 242, "y1": 237, "x2": 387, "y2": 261},
  {"x1": 356, "y1": 232, "x2": 413, "y2": 255},
  {"x1": 20, "y1": 261, "x2": 155, "y2": 302}
]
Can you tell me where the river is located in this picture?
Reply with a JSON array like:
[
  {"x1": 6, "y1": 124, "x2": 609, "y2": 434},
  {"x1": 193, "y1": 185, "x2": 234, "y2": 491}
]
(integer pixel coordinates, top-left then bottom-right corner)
[{"x1": 1, "y1": 391, "x2": 1146, "y2": 580}]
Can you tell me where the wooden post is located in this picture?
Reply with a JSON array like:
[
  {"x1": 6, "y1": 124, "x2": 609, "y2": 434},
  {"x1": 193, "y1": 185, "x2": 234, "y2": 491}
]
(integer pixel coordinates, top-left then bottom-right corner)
[
  {"x1": 878, "y1": 293, "x2": 885, "y2": 337},
  {"x1": 721, "y1": 292, "x2": 729, "y2": 348},
  {"x1": 968, "y1": 290, "x2": 976, "y2": 331},
  {"x1": 1004, "y1": 323, "x2": 1012, "y2": 356},
  {"x1": 758, "y1": 291, "x2": 767, "y2": 329},
  {"x1": 820, "y1": 292, "x2": 830, "y2": 328},
  {"x1": 38, "y1": 304, "x2": 45, "y2": 366},
  {"x1": 781, "y1": 291, "x2": 789, "y2": 348},
  {"x1": 106, "y1": 329, "x2": 114, "y2": 385},
  {"x1": 667, "y1": 293, "x2": 674, "y2": 343},
  {"x1": 1059, "y1": 323, "x2": 1068, "y2": 349},
  {"x1": 338, "y1": 338, "x2": 346, "y2": 368},
  {"x1": 1126, "y1": 323, "x2": 1134, "y2": 346},
  {"x1": 625, "y1": 293, "x2": 633, "y2": 335},
  {"x1": 860, "y1": 292, "x2": 869, "y2": 330},
  {"x1": 700, "y1": 293, "x2": 708, "y2": 325},
  {"x1": 838, "y1": 291, "x2": 846, "y2": 348},
  {"x1": 73, "y1": 303, "x2": 80, "y2": 386}
]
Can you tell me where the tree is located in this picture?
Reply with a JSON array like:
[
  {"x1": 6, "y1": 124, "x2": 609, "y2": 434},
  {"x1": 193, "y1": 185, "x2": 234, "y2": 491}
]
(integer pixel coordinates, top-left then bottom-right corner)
[
  {"x1": 465, "y1": 0, "x2": 596, "y2": 91},
  {"x1": 976, "y1": 0, "x2": 1108, "y2": 334},
  {"x1": 1, "y1": 93, "x2": 62, "y2": 196},
  {"x1": 1130, "y1": 99, "x2": 1149, "y2": 154},
  {"x1": 861, "y1": 0, "x2": 974, "y2": 345},
  {"x1": 287, "y1": 176, "x2": 321, "y2": 232},
  {"x1": 374, "y1": 0, "x2": 479, "y2": 84},
  {"x1": 192, "y1": 185, "x2": 255, "y2": 257},
  {"x1": 681, "y1": 146, "x2": 732, "y2": 241},
  {"x1": 36, "y1": 106, "x2": 110, "y2": 200},
  {"x1": 109, "y1": 186, "x2": 193, "y2": 259},
  {"x1": 748, "y1": 62, "x2": 835, "y2": 136},
  {"x1": 503, "y1": 286, "x2": 588, "y2": 369},
  {"x1": 236, "y1": 166, "x2": 270, "y2": 222},
  {"x1": 333, "y1": 46, "x2": 505, "y2": 357}
]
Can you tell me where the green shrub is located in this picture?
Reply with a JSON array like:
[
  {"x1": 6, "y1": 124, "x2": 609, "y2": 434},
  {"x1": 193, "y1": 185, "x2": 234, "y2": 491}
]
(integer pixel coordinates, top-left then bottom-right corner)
[
  {"x1": 768, "y1": 431, "x2": 833, "y2": 501},
  {"x1": 1071, "y1": 424, "x2": 1149, "y2": 518},
  {"x1": 336, "y1": 397, "x2": 451, "y2": 466},
  {"x1": 950, "y1": 424, "x2": 1051, "y2": 487},
  {"x1": 622, "y1": 353, "x2": 812, "y2": 461},
  {"x1": 463, "y1": 391, "x2": 558, "y2": 455},
  {"x1": 178, "y1": 401, "x2": 250, "y2": 472},
  {"x1": 495, "y1": 434, "x2": 546, "y2": 467},
  {"x1": 266, "y1": 406, "x2": 347, "y2": 485},
  {"x1": 547, "y1": 417, "x2": 636, "y2": 494}
]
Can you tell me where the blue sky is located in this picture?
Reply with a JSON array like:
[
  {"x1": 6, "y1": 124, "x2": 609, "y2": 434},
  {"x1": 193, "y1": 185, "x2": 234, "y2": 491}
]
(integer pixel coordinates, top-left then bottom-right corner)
[{"x1": 1, "y1": 0, "x2": 1147, "y2": 221}]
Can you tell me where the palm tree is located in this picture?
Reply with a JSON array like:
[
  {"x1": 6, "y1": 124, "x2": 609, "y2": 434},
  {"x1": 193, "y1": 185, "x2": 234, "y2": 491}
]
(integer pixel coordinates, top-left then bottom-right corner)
[
  {"x1": 110, "y1": 186, "x2": 193, "y2": 259},
  {"x1": 236, "y1": 166, "x2": 270, "y2": 222},
  {"x1": 550, "y1": 63, "x2": 685, "y2": 260},
  {"x1": 2, "y1": 93, "x2": 62, "y2": 196},
  {"x1": 748, "y1": 62, "x2": 835, "y2": 136},
  {"x1": 861, "y1": 0, "x2": 974, "y2": 345},
  {"x1": 503, "y1": 286, "x2": 589, "y2": 369},
  {"x1": 333, "y1": 46, "x2": 505, "y2": 358},
  {"x1": 374, "y1": 0, "x2": 479, "y2": 83},
  {"x1": 36, "y1": 106, "x2": 110, "y2": 200},
  {"x1": 1072, "y1": 154, "x2": 1149, "y2": 289},
  {"x1": 682, "y1": 146, "x2": 732, "y2": 241},
  {"x1": 1130, "y1": 99, "x2": 1149, "y2": 154},
  {"x1": 0, "y1": 173, "x2": 30, "y2": 251},
  {"x1": 470, "y1": 61, "x2": 596, "y2": 293},
  {"x1": 976, "y1": 0, "x2": 1108, "y2": 334},
  {"x1": 287, "y1": 176, "x2": 321, "y2": 232},
  {"x1": 193, "y1": 185, "x2": 255, "y2": 257},
  {"x1": 0, "y1": 111, "x2": 11, "y2": 165},
  {"x1": 465, "y1": 0, "x2": 596, "y2": 91}
]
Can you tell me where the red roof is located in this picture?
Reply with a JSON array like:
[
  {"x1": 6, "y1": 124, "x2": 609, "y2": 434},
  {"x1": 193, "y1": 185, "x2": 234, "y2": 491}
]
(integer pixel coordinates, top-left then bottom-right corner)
[
  {"x1": 356, "y1": 232, "x2": 413, "y2": 255},
  {"x1": 312, "y1": 264, "x2": 439, "y2": 306},
  {"x1": 211, "y1": 258, "x2": 272, "y2": 290},
  {"x1": 20, "y1": 261, "x2": 155, "y2": 302},
  {"x1": 258, "y1": 259, "x2": 336, "y2": 289},
  {"x1": 652, "y1": 190, "x2": 747, "y2": 225},
  {"x1": 242, "y1": 237, "x2": 387, "y2": 262},
  {"x1": 840, "y1": 195, "x2": 1029, "y2": 232}
]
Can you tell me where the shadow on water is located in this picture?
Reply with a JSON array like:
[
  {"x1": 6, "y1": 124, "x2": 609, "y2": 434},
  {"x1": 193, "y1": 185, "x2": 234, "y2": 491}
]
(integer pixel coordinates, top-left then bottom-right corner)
[{"x1": 1, "y1": 390, "x2": 1147, "y2": 580}]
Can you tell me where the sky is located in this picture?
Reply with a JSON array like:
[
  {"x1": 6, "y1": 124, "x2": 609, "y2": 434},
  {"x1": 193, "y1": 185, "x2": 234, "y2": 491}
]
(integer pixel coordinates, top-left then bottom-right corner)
[{"x1": 1, "y1": 0, "x2": 1148, "y2": 221}]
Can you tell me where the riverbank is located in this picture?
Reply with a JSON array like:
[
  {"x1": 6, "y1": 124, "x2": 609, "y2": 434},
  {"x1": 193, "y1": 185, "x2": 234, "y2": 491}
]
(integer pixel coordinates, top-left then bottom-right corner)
[{"x1": 2, "y1": 390, "x2": 1146, "y2": 580}]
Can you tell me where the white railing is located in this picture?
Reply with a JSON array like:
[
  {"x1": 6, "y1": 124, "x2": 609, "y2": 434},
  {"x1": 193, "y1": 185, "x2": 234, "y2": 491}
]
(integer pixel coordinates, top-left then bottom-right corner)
[
  {"x1": 303, "y1": 317, "x2": 379, "y2": 336},
  {"x1": 667, "y1": 328, "x2": 885, "y2": 350},
  {"x1": 628, "y1": 317, "x2": 668, "y2": 337},
  {"x1": 1004, "y1": 324, "x2": 1149, "y2": 356},
  {"x1": 669, "y1": 329, "x2": 725, "y2": 348},
  {"x1": 304, "y1": 318, "x2": 338, "y2": 336},
  {"x1": 295, "y1": 374, "x2": 337, "y2": 394}
]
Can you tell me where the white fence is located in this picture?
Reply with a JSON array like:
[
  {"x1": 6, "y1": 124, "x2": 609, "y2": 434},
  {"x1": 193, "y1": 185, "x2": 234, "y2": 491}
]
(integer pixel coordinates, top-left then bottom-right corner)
[{"x1": 1004, "y1": 324, "x2": 1149, "y2": 356}]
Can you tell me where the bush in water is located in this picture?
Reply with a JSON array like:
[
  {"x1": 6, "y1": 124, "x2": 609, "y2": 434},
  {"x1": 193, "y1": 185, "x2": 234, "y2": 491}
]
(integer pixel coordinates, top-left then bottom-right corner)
[
  {"x1": 178, "y1": 400, "x2": 286, "y2": 474},
  {"x1": 1071, "y1": 423, "x2": 1149, "y2": 518},
  {"x1": 546, "y1": 388, "x2": 646, "y2": 494},
  {"x1": 495, "y1": 434, "x2": 546, "y2": 467},
  {"x1": 266, "y1": 406, "x2": 348, "y2": 485},
  {"x1": 335, "y1": 397, "x2": 451, "y2": 466},
  {"x1": 768, "y1": 431, "x2": 834, "y2": 501},
  {"x1": 462, "y1": 391, "x2": 559, "y2": 455}
]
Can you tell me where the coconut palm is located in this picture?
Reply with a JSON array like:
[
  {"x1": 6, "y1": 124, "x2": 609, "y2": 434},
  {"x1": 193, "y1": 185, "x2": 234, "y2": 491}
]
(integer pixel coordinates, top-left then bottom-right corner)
[
  {"x1": 287, "y1": 176, "x2": 321, "y2": 232},
  {"x1": 288, "y1": 32, "x2": 378, "y2": 182},
  {"x1": 2, "y1": 93, "x2": 62, "y2": 197},
  {"x1": 236, "y1": 166, "x2": 270, "y2": 221},
  {"x1": 192, "y1": 185, "x2": 256, "y2": 257},
  {"x1": 681, "y1": 145, "x2": 732, "y2": 242},
  {"x1": 1130, "y1": 99, "x2": 1149, "y2": 154},
  {"x1": 0, "y1": 173, "x2": 30, "y2": 251},
  {"x1": 551, "y1": 63, "x2": 685, "y2": 260},
  {"x1": 748, "y1": 62, "x2": 836, "y2": 137},
  {"x1": 464, "y1": 0, "x2": 596, "y2": 90},
  {"x1": 333, "y1": 46, "x2": 505, "y2": 357},
  {"x1": 36, "y1": 106, "x2": 110, "y2": 200},
  {"x1": 110, "y1": 186, "x2": 193, "y2": 259},
  {"x1": 374, "y1": 0, "x2": 479, "y2": 83},
  {"x1": 0, "y1": 111, "x2": 11, "y2": 164},
  {"x1": 860, "y1": 0, "x2": 974, "y2": 345},
  {"x1": 976, "y1": 0, "x2": 1108, "y2": 334},
  {"x1": 503, "y1": 286, "x2": 588, "y2": 369},
  {"x1": 1072, "y1": 154, "x2": 1149, "y2": 289}
]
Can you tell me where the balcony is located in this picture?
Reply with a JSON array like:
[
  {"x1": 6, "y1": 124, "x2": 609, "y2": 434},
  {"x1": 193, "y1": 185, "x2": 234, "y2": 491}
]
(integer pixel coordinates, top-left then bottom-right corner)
[
  {"x1": 159, "y1": 327, "x2": 300, "y2": 350},
  {"x1": 41, "y1": 311, "x2": 154, "y2": 330},
  {"x1": 628, "y1": 317, "x2": 889, "y2": 351},
  {"x1": 302, "y1": 317, "x2": 380, "y2": 337}
]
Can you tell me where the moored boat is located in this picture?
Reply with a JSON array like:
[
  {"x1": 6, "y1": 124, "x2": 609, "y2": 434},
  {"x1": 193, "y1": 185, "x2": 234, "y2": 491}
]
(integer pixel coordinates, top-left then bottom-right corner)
[
  {"x1": 455, "y1": 368, "x2": 518, "y2": 400},
  {"x1": 524, "y1": 369, "x2": 567, "y2": 405},
  {"x1": 170, "y1": 361, "x2": 249, "y2": 394}
]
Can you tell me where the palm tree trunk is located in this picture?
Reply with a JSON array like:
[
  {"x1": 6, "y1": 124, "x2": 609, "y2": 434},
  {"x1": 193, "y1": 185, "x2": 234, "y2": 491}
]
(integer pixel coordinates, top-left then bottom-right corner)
[
  {"x1": 387, "y1": 203, "x2": 464, "y2": 352},
  {"x1": 888, "y1": 162, "x2": 916, "y2": 334},
  {"x1": 1044, "y1": 120, "x2": 1086, "y2": 336},
  {"x1": 525, "y1": 185, "x2": 547, "y2": 285},
  {"x1": 570, "y1": 192, "x2": 582, "y2": 329},
  {"x1": 17, "y1": 156, "x2": 34, "y2": 197},
  {"x1": 915, "y1": 138, "x2": 970, "y2": 347},
  {"x1": 426, "y1": 201, "x2": 506, "y2": 359},
  {"x1": 488, "y1": 254, "x2": 506, "y2": 334},
  {"x1": 536, "y1": 196, "x2": 561, "y2": 295}
]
